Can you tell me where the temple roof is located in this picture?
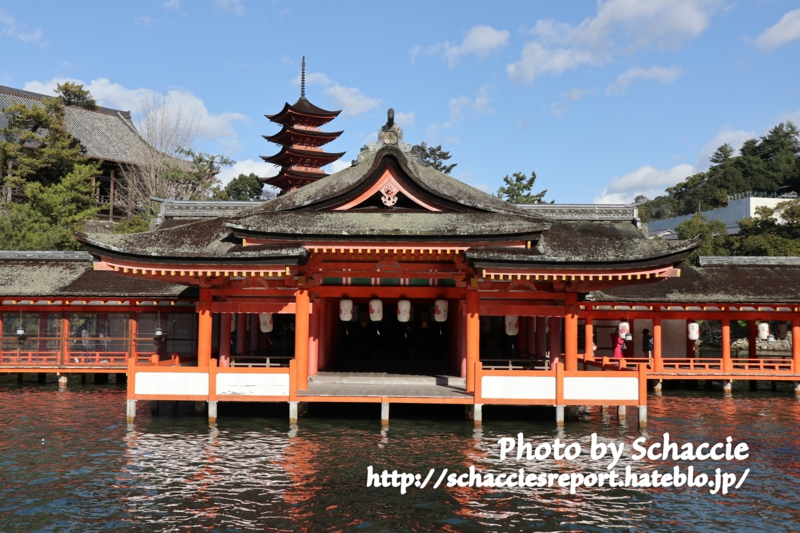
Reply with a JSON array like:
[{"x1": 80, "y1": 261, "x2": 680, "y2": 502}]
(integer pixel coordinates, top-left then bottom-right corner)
[
  {"x1": 264, "y1": 125, "x2": 343, "y2": 146},
  {"x1": 0, "y1": 251, "x2": 196, "y2": 298},
  {"x1": 0, "y1": 84, "x2": 150, "y2": 165},
  {"x1": 266, "y1": 97, "x2": 341, "y2": 125},
  {"x1": 589, "y1": 257, "x2": 800, "y2": 304},
  {"x1": 262, "y1": 168, "x2": 326, "y2": 190},
  {"x1": 76, "y1": 143, "x2": 693, "y2": 271},
  {"x1": 260, "y1": 145, "x2": 345, "y2": 167}
]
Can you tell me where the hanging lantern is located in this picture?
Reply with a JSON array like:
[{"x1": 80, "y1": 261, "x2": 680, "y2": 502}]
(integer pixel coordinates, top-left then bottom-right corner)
[
  {"x1": 397, "y1": 300, "x2": 411, "y2": 323},
  {"x1": 758, "y1": 321, "x2": 770, "y2": 341},
  {"x1": 618, "y1": 320, "x2": 631, "y2": 341},
  {"x1": 16, "y1": 326, "x2": 25, "y2": 337},
  {"x1": 434, "y1": 299, "x2": 448, "y2": 322},
  {"x1": 231, "y1": 313, "x2": 236, "y2": 332},
  {"x1": 259, "y1": 313, "x2": 273, "y2": 333},
  {"x1": 504, "y1": 315, "x2": 520, "y2": 336},
  {"x1": 687, "y1": 320, "x2": 700, "y2": 341},
  {"x1": 339, "y1": 299, "x2": 353, "y2": 322},
  {"x1": 480, "y1": 316, "x2": 492, "y2": 332},
  {"x1": 369, "y1": 299, "x2": 383, "y2": 321}
]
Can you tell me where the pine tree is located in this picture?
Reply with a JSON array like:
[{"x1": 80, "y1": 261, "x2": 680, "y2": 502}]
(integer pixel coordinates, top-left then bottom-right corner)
[{"x1": 495, "y1": 171, "x2": 552, "y2": 204}]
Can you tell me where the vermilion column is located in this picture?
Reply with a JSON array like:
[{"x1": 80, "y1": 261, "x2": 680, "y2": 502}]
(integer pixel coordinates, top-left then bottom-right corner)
[
  {"x1": 308, "y1": 302, "x2": 319, "y2": 376},
  {"x1": 792, "y1": 316, "x2": 800, "y2": 373},
  {"x1": 219, "y1": 312, "x2": 231, "y2": 367},
  {"x1": 295, "y1": 289, "x2": 310, "y2": 391},
  {"x1": 236, "y1": 313, "x2": 247, "y2": 355},
  {"x1": 466, "y1": 291, "x2": 480, "y2": 392},
  {"x1": 748, "y1": 321, "x2": 757, "y2": 359},
  {"x1": 722, "y1": 316, "x2": 732, "y2": 373},
  {"x1": 197, "y1": 288, "x2": 212, "y2": 367},
  {"x1": 564, "y1": 293, "x2": 578, "y2": 371},
  {"x1": 653, "y1": 315, "x2": 663, "y2": 372},
  {"x1": 584, "y1": 315, "x2": 594, "y2": 359}
]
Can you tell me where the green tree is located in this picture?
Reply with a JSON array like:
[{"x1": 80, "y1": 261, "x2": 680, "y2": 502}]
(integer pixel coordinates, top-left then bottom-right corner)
[
  {"x1": 495, "y1": 171, "x2": 552, "y2": 204},
  {"x1": 54, "y1": 82, "x2": 97, "y2": 110},
  {"x1": 222, "y1": 173, "x2": 264, "y2": 201},
  {"x1": 675, "y1": 213, "x2": 731, "y2": 263},
  {"x1": 1, "y1": 97, "x2": 87, "y2": 191},
  {"x1": 0, "y1": 163, "x2": 101, "y2": 250},
  {"x1": 113, "y1": 215, "x2": 151, "y2": 234},
  {"x1": 735, "y1": 199, "x2": 800, "y2": 256},
  {"x1": 412, "y1": 142, "x2": 457, "y2": 174}
]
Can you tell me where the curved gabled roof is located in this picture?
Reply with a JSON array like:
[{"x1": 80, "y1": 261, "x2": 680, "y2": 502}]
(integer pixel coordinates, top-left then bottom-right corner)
[
  {"x1": 260, "y1": 146, "x2": 345, "y2": 167},
  {"x1": 264, "y1": 125, "x2": 343, "y2": 146}
]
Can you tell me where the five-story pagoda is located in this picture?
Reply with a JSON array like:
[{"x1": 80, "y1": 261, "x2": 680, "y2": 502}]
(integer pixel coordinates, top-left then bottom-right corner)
[{"x1": 261, "y1": 57, "x2": 345, "y2": 194}]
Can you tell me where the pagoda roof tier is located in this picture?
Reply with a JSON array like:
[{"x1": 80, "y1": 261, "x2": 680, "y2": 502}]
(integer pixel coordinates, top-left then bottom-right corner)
[
  {"x1": 262, "y1": 168, "x2": 326, "y2": 191},
  {"x1": 260, "y1": 146, "x2": 345, "y2": 168},
  {"x1": 264, "y1": 125, "x2": 343, "y2": 147},
  {"x1": 77, "y1": 144, "x2": 695, "y2": 276},
  {"x1": 266, "y1": 97, "x2": 341, "y2": 127}
]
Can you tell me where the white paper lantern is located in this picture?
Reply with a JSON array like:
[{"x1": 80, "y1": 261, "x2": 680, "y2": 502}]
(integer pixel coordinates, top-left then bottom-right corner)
[
  {"x1": 230, "y1": 313, "x2": 236, "y2": 332},
  {"x1": 434, "y1": 299, "x2": 448, "y2": 322},
  {"x1": 259, "y1": 313, "x2": 273, "y2": 333},
  {"x1": 618, "y1": 320, "x2": 631, "y2": 338},
  {"x1": 397, "y1": 300, "x2": 411, "y2": 323},
  {"x1": 369, "y1": 299, "x2": 383, "y2": 321},
  {"x1": 758, "y1": 321, "x2": 770, "y2": 340},
  {"x1": 687, "y1": 321, "x2": 700, "y2": 341},
  {"x1": 504, "y1": 315, "x2": 519, "y2": 336},
  {"x1": 339, "y1": 299, "x2": 353, "y2": 322}
]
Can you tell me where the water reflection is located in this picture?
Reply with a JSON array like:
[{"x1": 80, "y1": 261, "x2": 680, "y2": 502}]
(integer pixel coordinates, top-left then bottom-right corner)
[{"x1": 0, "y1": 377, "x2": 799, "y2": 532}]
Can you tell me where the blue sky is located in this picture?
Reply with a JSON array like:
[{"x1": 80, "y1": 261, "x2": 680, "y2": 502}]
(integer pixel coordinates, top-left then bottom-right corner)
[{"x1": 2, "y1": 0, "x2": 799, "y2": 203}]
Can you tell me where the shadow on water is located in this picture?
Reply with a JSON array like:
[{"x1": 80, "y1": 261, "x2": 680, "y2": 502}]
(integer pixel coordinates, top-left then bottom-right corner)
[{"x1": 1, "y1": 373, "x2": 799, "y2": 532}]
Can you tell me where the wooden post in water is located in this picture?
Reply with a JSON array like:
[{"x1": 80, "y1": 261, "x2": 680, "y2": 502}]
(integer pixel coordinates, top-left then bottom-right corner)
[
  {"x1": 465, "y1": 290, "x2": 480, "y2": 392},
  {"x1": 380, "y1": 402, "x2": 389, "y2": 426}
]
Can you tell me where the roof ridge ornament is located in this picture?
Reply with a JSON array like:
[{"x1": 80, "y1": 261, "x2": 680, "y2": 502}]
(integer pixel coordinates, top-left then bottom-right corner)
[{"x1": 355, "y1": 108, "x2": 412, "y2": 165}]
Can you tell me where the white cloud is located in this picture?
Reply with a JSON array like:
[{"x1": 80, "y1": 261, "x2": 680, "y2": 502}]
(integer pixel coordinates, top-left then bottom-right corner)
[
  {"x1": 291, "y1": 71, "x2": 380, "y2": 117},
  {"x1": 426, "y1": 86, "x2": 494, "y2": 140},
  {"x1": 163, "y1": 0, "x2": 184, "y2": 13},
  {"x1": 550, "y1": 87, "x2": 592, "y2": 115},
  {"x1": 413, "y1": 25, "x2": 510, "y2": 68},
  {"x1": 604, "y1": 65, "x2": 683, "y2": 95},
  {"x1": 0, "y1": 8, "x2": 43, "y2": 43},
  {"x1": 593, "y1": 125, "x2": 757, "y2": 203},
  {"x1": 754, "y1": 8, "x2": 800, "y2": 51},
  {"x1": 593, "y1": 164, "x2": 695, "y2": 204},
  {"x1": 216, "y1": 0, "x2": 245, "y2": 17},
  {"x1": 507, "y1": 0, "x2": 720, "y2": 83},
  {"x1": 23, "y1": 77, "x2": 247, "y2": 149},
  {"x1": 135, "y1": 16, "x2": 155, "y2": 27},
  {"x1": 395, "y1": 111, "x2": 415, "y2": 127},
  {"x1": 329, "y1": 159, "x2": 352, "y2": 173},
  {"x1": 217, "y1": 159, "x2": 278, "y2": 186}
]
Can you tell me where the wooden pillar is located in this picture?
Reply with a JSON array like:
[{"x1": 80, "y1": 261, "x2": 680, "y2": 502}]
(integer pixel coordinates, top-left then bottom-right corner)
[
  {"x1": 197, "y1": 289, "x2": 212, "y2": 367},
  {"x1": 61, "y1": 313, "x2": 70, "y2": 366},
  {"x1": 584, "y1": 315, "x2": 594, "y2": 358},
  {"x1": 250, "y1": 314, "x2": 260, "y2": 355},
  {"x1": 219, "y1": 312, "x2": 231, "y2": 367},
  {"x1": 236, "y1": 313, "x2": 247, "y2": 355},
  {"x1": 465, "y1": 291, "x2": 480, "y2": 392},
  {"x1": 517, "y1": 316, "x2": 527, "y2": 356},
  {"x1": 295, "y1": 289, "x2": 310, "y2": 391},
  {"x1": 564, "y1": 293, "x2": 578, "y2": 371},
  {"x1": 653, "y1": 315, "x2": 663, "y2": 372},
  {"x1": 748, "y1": 320, "x2": 757, "y2": 359},
  {"x1": 308, "y1": 301, "x2": 319, "y2": 376},
  {"x1": 792, "y1": 316, "x2": 800, "y2": 373},
  {"x1": 536, "y1": 316, "x2": 547, "y2": 358},
  {"x1": 549, "y1": 317, "x2": 562, "y2": 366},
  {"x1": 108, "y1": 169, "x2": 115, "y2": 221},
  {"x1": 722, "y1": 316, "x2": 732, "y2": 373},
  {"x1": 526, "y1": 317, "x2": 536, "y2": 359}
]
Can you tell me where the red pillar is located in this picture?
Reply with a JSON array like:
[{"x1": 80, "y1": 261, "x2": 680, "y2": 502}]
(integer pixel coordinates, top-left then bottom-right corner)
[
  {"x1": 748, "y1": 320, "x2": 757, "y2": 359},
  {"x1": 536, "y1": 317, "x2": 547, "y2": 359},
  {"x1": 295, "y1": 289, "x2": 310, "y2": 391},
  {"x1": 236, "y1": 313, "x2": 247, "y2": 355},
  {"x1": 219, "y1": 312, "x2": 231, "y2": 367},
  {"x1": 466, "y1": 291, "x2": 480, "y2": 392},
  {"x1": 792, "y1": 316, "x2": 800, "y2": 373},
  {"x1": 653, "y1": 315, "x2": 663, "y2": 372},
  {"x1": 308, "y1": 302, "x2": 319, "y2": 376},
  {"x1": 526, "y1": 317, "x2": 536, "y2": 359},
  {"x1": 517, "y1": 317, "x2": 527, "y2": 357},
  {"x1": 250, "y1": 314, "x2": 260, "y2": 356},
  {"x1": 197, "y1": 288, "x2": 212, "y2": 367},
  {"x1": 722, "y1": 316, "x2": 732, "y2": 372},
  {"x1": 584, "y1": 315, "x2": 594, "y2": 359},
  {"x1": 564, "y1": 294, "x2": 578, "y2": 371},
  {"x1": 549, "y1": 317, "x2": 562, "y2": 366}
]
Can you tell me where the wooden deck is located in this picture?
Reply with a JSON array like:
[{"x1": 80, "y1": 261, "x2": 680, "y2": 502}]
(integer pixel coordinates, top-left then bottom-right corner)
[{"x1": 299, "y1": 372, "x2": 473, "y2": 403}]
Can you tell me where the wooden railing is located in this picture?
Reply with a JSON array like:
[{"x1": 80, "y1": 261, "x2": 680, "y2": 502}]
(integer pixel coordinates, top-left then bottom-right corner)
[{"x1": 578, "y1": 352, "x2": 797, "y2": 375}]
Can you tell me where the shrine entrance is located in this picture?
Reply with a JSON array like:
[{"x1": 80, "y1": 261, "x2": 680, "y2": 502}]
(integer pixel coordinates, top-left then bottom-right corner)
[{"x1": 332, "y1": 299, "x2": 454, "y2": 375}]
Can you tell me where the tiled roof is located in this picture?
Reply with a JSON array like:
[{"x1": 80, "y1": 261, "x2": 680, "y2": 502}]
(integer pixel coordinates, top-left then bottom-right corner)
[{"x1": 0, "y1": 84, "x2": 149, "y2": 165}]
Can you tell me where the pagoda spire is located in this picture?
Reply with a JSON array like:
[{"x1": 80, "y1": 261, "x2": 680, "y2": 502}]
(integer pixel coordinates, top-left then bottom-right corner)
[{"x1": 260, "y1": 58, "x2": 345, "y2": 195}]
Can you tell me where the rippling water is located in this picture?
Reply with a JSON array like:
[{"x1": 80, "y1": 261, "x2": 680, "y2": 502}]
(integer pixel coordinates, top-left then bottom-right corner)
[{"x1": 1, "y1": 376, "x2": 798, "y2": 532}]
